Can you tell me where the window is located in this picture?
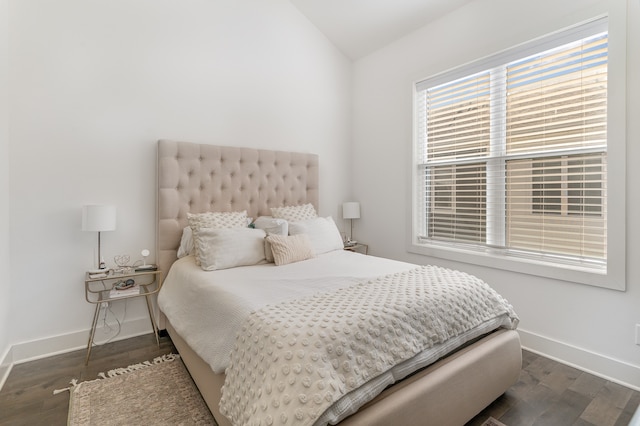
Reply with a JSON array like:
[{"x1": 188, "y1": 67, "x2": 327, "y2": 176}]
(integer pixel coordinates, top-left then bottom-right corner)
[
  {"x1": 530, "y1": 155, "x2": 604, "y2": 217},
  {"x1": 412, "y1": 18, "x2": 623, "y2": 287}
]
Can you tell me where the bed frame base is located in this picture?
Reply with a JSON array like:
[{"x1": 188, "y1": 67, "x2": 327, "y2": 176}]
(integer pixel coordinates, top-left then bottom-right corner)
[{"x1": 167, "y1": 321, "x2": 521, "y2": 426}]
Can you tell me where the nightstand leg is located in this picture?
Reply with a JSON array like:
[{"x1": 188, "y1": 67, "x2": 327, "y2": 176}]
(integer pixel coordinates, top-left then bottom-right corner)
[
  {"x1": 144, "y1": 295, "x2": 160, "y2": 347},
  {"x1": 85, "y1": 304, "x2": 101, "y2": 365}
]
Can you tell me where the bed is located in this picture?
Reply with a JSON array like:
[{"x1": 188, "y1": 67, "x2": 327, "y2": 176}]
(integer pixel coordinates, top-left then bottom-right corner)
[{"x1": 156, "y1": 139, "x2": 522, "y2": 426}]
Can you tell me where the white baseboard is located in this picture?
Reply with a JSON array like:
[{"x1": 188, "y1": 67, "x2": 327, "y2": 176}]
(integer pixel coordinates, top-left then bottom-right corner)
[
  {"x1": 0, "y1": 316, "x2": 154, "y2": 392},
  {"x1": 0, "y1": 345, "x2": 13, "y2": 391},
  {"x1": 519, "y1": 328, "x2": 640, "y2": 392},
  {"x1": 12, "y1": 316, "x2": 154, "y2": 364}
]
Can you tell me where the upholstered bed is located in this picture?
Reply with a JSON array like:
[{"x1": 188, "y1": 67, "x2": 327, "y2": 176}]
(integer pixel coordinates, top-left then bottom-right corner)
[{"x1": 156, "y1": 140, "x2": 522, "y2": 426}]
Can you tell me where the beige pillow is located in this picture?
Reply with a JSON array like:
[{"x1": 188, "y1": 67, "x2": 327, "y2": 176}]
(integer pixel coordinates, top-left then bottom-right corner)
[
  {"x1": 266, "y1": 234, "x2": 315, "y2": 266},
  {"x1": 270, "y1": 203, "x2": 317, "y2": 222},
  {"x1": 187, "y1": 211, "x2": 248, "y2": 265}
]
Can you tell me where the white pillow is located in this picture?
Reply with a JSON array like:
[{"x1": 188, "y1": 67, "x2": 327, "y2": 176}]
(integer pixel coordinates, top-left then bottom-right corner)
[
  {"x1": 266, "y1": 234, "x2": 315, "y2": 266},
  {"x1": 253, "y1": 216, "x2": 288, "y2": 234},
  {"x1": 252, "y1": 217, "x2": 289, "y2": 263},
  {"x1": 271, "y1": 203, "x2": 317, "y2": 222},
  {"x1": 288, "y1": 216, "x2": 344, "y2": 255},
  {"x1": 177, "y1": 226, "x2": 194, "y2": 258},
  {"x1": 179, "y1": 222, "x2": 252, "y2": 259},
  {"x1": 187, "y1": 210, "x2": 248, "y2": 265},
  {"x1": 194, "y1": 228, "x2": 266, "y2": 271}
]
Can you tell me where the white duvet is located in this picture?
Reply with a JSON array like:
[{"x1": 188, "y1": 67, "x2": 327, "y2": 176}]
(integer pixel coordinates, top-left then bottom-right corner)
[
  {"x1": 158, "y1": 250, "x2": 416, "y2": 374},
  {"x1": 158, "y1": 251, "x2": 518, "y2": 425}
]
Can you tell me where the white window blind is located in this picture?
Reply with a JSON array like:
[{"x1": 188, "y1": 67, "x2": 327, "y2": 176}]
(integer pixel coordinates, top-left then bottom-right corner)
[{"x1": 415, "y1": 22, "x2": 608, "y2": 269}]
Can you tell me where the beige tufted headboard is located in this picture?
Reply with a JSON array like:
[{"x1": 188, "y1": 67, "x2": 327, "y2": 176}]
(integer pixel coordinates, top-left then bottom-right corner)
[{"x1": 156, "y1": 140, "x2": 319, "y2": 280}]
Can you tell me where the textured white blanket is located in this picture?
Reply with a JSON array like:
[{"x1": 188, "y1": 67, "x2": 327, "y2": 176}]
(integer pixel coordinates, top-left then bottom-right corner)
[
  {"x1": 158, "y1": 251, "x2": 416, "y2": 374},
  {"x1": 219, "y1": 265, "x2": 519, "y2": 426}
]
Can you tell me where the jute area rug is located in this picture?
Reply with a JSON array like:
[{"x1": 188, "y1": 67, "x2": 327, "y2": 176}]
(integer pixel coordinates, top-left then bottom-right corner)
[{"x1": 57, "y1": 354, "x2": 217, "y2": 426}]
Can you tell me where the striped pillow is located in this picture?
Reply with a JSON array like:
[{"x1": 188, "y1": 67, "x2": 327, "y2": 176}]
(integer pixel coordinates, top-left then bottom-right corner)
[{"x1": 266, "y1": 234, "x2": 315, "y2": 266}]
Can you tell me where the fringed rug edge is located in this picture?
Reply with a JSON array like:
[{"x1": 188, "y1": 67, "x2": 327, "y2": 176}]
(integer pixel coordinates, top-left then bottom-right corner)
[{"x1": 53, "y1": 353, "x2": 180, "y2": 395}]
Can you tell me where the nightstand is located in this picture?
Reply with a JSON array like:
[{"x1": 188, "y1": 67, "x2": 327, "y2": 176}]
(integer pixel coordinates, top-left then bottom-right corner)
[
  {"x1": 344, "y1": 243, "x2": 368, "y2": 255},
  {"x1": 84, "y1": 269, "x2": 162, "y2": 364}
]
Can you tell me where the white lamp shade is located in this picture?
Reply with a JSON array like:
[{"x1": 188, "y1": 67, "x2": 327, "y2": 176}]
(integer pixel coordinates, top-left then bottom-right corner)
[
  {"x1": 342, "y1": 202, "x2": 361, "y2": 219},
  {"x1": 82, "y1": 205, "x2": 116, "y2": 232}
]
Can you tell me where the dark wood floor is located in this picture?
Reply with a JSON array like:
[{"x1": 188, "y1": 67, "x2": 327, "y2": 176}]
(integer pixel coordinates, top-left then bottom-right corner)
[
  {"x1": 0, "y1": 333, "x2": 638, "y2": 426},
  {"x1": 0, "y1": 333, "x2": 177, "y2": 426},
  {"x1": 467, "y1": 350, "x2": 640, "y2": 426}
]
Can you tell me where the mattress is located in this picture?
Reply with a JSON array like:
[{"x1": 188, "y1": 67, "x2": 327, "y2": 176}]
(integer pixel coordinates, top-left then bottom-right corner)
[{"x1": 158, "y1": 251, "x2": 518, "y2": 425}]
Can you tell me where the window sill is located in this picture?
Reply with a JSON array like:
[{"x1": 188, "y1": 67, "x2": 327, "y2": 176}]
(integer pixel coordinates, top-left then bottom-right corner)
[{"x1": 408, "y1": 241, "x2": 623, "y2": 291}]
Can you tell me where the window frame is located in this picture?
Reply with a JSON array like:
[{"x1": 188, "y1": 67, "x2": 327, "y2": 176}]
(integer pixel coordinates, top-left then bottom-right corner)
[{"x1": 409, "y1": 15, "x2": 626, "y2": 291}]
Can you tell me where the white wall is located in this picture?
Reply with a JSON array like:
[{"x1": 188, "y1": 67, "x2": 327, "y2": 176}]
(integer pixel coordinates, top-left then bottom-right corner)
[
  {"x1": 6, "y1": 0, "x2": 351, "y2": 359},
  {"x1": 353, "y1": 0, "x2": 640, "y2": 388},
  {"x1": 0, "y1": 0, "x2": 11, "y2": 382}
]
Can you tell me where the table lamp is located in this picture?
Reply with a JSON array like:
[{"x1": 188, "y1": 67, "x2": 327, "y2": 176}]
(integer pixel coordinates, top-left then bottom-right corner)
[
  {"x1": 342, "y1": 202, "x2": 360, "y2": 244},
  {"x1": 82, "y1": 205, "x2": 116, "y2": 269}
]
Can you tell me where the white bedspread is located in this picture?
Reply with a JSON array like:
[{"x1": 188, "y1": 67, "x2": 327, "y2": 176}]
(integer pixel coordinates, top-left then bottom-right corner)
[
  {"x1": 158, "y1": 251, "x2": 416, "y2": 374},
  {"x1": 219, "y1": 264, "x2": 518, "y2": 426},
  {"x1": 158, "y1": 251, "x2": 518, "y2": 425}
]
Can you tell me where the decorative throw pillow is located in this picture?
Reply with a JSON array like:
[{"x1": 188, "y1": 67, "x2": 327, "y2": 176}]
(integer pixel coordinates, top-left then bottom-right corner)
[
  {"x1": 177, "y1": 226, "x2": 194, "y2": 258},
  {"x1": 194, "y1": 227, "x2": 266, "y2": 271},
  {"x1": 187, "y1": 211, "x2": 248, "y2": 265},
  {"x1": 270, "y1": 203, "x2": 317, "y2": 222},
  {"x1": 252, "y1": 217, "x2": 289, "y2": 263},
  {"x1": 288, "y1": 216, "x2": 344, "y2": 255},
  {"x1": 266, "y1": 234, "x2": 315, "y2": 266},
  {"x1": 187, "y1": 210, "x2": 248, "y2": 229}
]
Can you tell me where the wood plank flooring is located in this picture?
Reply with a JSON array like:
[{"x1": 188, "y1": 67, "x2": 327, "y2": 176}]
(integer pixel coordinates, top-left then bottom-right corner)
[
  {"x1": 0, "y1": 333, "x2": 638, "y2": 426},
  {"x1": 0, "y1": 333, "x2": 176, "y2": 426},
  {"x1": 467, "y1": 350, "x2": 640, "y2": 426}
]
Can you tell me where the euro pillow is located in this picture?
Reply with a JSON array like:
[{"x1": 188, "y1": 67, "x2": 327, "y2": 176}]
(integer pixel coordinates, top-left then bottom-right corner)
[
  {"x1": 266, "y1": 234, "x2": 315, "y2": 266},
  {"x1": 187, "y1": 210, "x2": 248, "y2": 265},
  {"x1": 288, "y1": 216, "x2": 344, "y2": 255},
  {"x1": 270, "y1": 203, "x2": 317, "y2": 222},
  {"x1": 194, "y1": 227, "x2": 266, "y2": 271},
  {"x1": 252, "y1": 217, "x2": 288, "y2": 263}
]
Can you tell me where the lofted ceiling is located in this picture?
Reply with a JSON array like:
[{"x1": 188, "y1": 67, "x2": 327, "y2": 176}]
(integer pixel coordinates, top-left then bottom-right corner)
[{"x1": 289, "y1": 0, "x2": 476, "y2": 60}]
